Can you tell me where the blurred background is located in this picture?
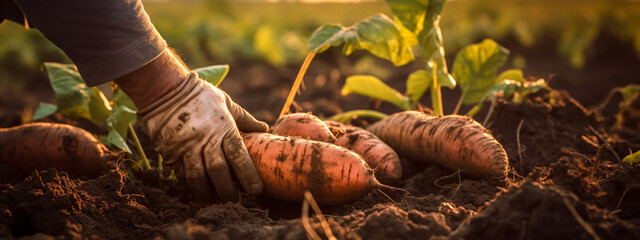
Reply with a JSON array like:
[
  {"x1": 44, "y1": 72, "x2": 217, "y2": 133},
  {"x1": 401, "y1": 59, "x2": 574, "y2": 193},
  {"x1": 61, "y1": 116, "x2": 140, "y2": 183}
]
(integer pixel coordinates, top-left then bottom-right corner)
[{"x1": 1, "y1": 0, "x2": 639, "y2": 125}]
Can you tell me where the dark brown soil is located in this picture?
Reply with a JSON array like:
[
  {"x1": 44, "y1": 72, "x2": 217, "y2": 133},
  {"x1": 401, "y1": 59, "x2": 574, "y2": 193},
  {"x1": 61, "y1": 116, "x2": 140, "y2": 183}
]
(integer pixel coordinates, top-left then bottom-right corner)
[{"x1": 1, "y1": 32, "x2": 640, "y2": 239}]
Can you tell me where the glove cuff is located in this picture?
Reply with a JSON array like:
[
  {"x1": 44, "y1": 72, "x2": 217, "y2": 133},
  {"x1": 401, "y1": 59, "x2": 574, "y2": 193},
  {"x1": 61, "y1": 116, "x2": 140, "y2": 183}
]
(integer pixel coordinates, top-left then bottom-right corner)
[{"x1": 137, "y1": 72, "x2": 198, "y2": 116}]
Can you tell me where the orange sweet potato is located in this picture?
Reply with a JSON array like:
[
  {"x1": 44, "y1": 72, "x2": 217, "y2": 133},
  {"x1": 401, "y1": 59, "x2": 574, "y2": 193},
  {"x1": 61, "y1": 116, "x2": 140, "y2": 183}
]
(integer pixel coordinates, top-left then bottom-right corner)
[
  {"x1": 270, "y1": 113, "x2": 335, "y2": 143},
  {"x1": 324, "y1": 120, "x2": 402, "y2": 184},
  {"x1": 0, "y1": 122, "x2": 113, "y2": 177},
  {"x1": 367, "y1": 111, "x2": 508, "y2": 179},
  {"x1": 242, "y1": 132, "x2": 386, "y2": 204}
]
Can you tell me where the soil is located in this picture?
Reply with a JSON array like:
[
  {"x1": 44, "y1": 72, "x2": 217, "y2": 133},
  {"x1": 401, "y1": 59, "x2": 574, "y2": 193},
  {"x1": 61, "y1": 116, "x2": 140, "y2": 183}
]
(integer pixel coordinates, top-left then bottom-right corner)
[{"x1": 1, "y1": 32, "x2": 640, "y2": 239}]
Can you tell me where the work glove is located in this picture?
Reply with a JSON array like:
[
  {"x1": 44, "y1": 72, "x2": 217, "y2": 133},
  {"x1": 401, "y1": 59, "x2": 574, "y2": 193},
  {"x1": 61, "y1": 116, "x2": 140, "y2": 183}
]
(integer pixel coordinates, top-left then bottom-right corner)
[{"x1": 139, "y1": 73, "x2": 268, "y2": 202}]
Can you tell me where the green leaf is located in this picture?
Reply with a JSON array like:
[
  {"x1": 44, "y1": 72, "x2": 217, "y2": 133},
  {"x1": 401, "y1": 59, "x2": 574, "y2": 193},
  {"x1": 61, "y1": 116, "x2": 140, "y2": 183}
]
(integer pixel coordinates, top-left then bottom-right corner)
[
  {"x1": 482, "y1": 80, "x2": 521, "y2": 102},
  {"x1": 342, "y1": 75, "x2": 410, "y2": 110},
  {"x1": 497, "y1": 69, "x2": 524, "y2": 82},
  {"x1": 43, "y1": 62, "x2": 111, "y2": 124},
  {"x1": 452, "y1": 39, "x2": 510, "y2": 104},
  {"x1": 326, "y1": 109, "x2": 388, "y2": 124},
  {"x1": 393, "y1": 16, "x2": 419, "y2": 47},
  {"x1": 619, "y1": 84, "x2": 640, "y2": 110},
  {"x1": 107, "y1": 89, "x2": 138, "y2": 142},
  {"x1": 623, "y1": 149, "x2": 640, "y2": 165},
  {"x1": 386, "y1": 0, "x2": 429, "y2": 34},
  {"x1": 308, "y1": 14, "x2": 414, "y2": 66},
  {"x1": 521, "y1": 79, "x2": 547, "y2": 95},
  {"x1": 107, "y1": 129, "x2": 131, "y2": 153},
  {"x1": 390, "y1": 0, "x2": 454, "y2": 88},
  {"x1": 406, "y1": 69, "x2": 432, "y2": 104},
  {"x1": 194, "y1": 64, "x2": 230, "y2": 86},
  {"x1": 32, "y1": 102, "x2": 58, "y2": 120}
]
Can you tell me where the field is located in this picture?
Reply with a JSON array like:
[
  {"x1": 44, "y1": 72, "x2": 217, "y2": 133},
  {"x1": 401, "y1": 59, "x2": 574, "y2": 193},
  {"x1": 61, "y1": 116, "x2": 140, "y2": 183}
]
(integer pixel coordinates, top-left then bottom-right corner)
[{"x1": 1, "y1": 0, "x2": 640, "y2": 239}]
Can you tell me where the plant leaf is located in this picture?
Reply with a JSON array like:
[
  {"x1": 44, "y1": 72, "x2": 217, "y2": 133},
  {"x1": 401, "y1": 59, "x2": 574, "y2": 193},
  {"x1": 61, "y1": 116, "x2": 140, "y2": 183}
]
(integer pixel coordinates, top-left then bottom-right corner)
[
  {"x1": 326, "y1": 109, "x2": 388, "y2": 124},
  {"x1": 43, "y1": 62, "x2": 111, "y2": 124},
  {"x1": 308, "y1": 14, "x2": 414, "y2": 66},
  {"x1": 452, "y1": 39, "x2": 510, "y2": 104},
  {"x1": 497, "y1": 69, "x2": 524, "y2": 82},
  {"x1": 406, "y1": 69, "x2": 432, "y2": 104},
  {"x1": 623, "y1": 149, "x2": 640, "y2": 165},
  {"x1": 194, "y1": 64, "x2": 230, "y2": 86},
  {"x1": 386, "y1": 0, "x2": 429, "y2": 35},
  {"x1": 32, "y1": 102, "x2": 58, "y2": 120},
  {"x1": 482, "y1": 80, "x2": 521, "y2": 102},
  {"x1": 342, "y1": 75, "x2": 410, "y2": 110},
  {"x1": 387, "y1": 0, "x2": 453, "y2": 88},
  {"x1": 107, "y1": 129, "x2": 131, "y2": 153},
  {"x1": 106, "y1": 89, "x2": 138, "y2": 144},
  {"x1": 620, "y1": 84, "x2": 640, "y2": 110}
]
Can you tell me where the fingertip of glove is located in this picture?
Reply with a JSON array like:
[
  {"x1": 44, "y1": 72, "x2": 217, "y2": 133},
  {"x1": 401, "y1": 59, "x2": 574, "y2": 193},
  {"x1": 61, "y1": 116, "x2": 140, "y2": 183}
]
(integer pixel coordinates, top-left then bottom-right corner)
[
  {"x1": 256, "y1": 121, "x2": 269, "y2": 132},
  {"x1": 240, "y1": 120, "x2": 269, "y2": 133},
  {"x1": 247, "y1": 182, "x2": 263, "y2": 195}
]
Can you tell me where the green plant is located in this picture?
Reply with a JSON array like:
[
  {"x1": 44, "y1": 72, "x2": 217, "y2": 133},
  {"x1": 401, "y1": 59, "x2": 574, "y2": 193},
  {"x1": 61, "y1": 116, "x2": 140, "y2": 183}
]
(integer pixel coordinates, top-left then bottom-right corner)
[
  {"x1": 304, "y1": 0, "x2": 526, "y2": 122},
  {"x1": 33, "y1": 62, "x2": 230, "y2": 170},
  {"x1": 308, "y1": 0, "x2": 454, "y2": 116},
  {"x1": 623, "y1": 149, "x2": 640, "y2": 165},
  {"x1": 597, "y1": 84, "x2": 640, "y2": 130}
]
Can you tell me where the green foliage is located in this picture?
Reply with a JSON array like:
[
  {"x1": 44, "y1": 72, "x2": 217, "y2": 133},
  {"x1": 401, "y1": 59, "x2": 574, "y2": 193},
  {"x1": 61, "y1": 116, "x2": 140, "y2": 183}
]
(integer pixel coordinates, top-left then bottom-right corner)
[
  {"x1": 193, "y1": 64, "x2": 229, "y2": 86},
  {"x1": 32, "y1": 102, "x2": 58, "y2": 120},
  {"x1": 466, "y1": 75, "x2": 546, "y2": 117},
  {"x1": 105, "y1": 89, "x2": 137, "y2": 152},
  {"x1": 313, "y1": 0, "x2": 455, "y2": 115},
  {"x1": 326, "y1": 110, "x2": 388, "y2": 124},
  {"x1": 254, "y1": 24, "x2": 306, "y2": 66},
  {"x1": 558, "y1": 12, "x2": 600, "y2": 69},
  {"x1": 43, "y1": 63, "x2": 112, "y2": 125},
  {"x1": 406, "y1": 70, "x2": 432, "y2": 104},
  {"x1": 614, "y1": 84, "x2": 640, "y2": 129},
  {"x1": 342, "y1": 75, "x2": 411, "y2": 110},
  {"x1": 387, "y1": 0, "x2": 455, "y2": 88},
  {"x1": 619, "y1": 84, "x2": 640, "y2": 110},
  {"x1": 496, "y1": 68, "x2": 523, "y2": 82},
  {"x1": 308, "y1": 14, "x2": 414, "y2": 66},
  {"x1": 623, "y1": 149, "x2": 640, "y2": 165},
  {"x1": 452, "y1": 39, "x2": 510, "y2": 105}
]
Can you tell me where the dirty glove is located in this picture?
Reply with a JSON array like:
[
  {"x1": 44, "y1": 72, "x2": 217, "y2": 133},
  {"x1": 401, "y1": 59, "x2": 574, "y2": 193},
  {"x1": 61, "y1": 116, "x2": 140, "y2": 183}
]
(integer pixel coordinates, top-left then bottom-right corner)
[{"x1": 139, "y1": 73, "x2": 268, "y2": 202}]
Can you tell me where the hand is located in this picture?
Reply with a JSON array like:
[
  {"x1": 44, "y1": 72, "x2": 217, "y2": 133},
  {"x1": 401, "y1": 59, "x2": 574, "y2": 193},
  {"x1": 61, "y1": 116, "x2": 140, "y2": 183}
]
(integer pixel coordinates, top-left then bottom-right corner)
[{"x1": 139, "y1": 73, "x2": 268, "y2": 202}]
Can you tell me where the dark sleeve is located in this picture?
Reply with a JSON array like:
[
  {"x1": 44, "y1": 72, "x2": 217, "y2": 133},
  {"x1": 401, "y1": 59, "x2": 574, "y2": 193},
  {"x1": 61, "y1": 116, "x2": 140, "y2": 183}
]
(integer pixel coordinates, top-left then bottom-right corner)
[
  {"x1": 1, "y1": 0, "x2": 28, "y2": 27},
  {"x1": 11, "y1": 0, "x2": 167, "y2": 86}
]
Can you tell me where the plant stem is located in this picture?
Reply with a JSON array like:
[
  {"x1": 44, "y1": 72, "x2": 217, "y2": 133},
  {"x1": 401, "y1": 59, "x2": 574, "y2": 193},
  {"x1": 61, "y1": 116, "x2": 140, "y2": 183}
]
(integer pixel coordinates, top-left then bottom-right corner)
[
  {"x1": 279, "y1": 52, "x2": 316, "y2": 118},
  {"x1": 466, "y1": 104, "x2": 482, "y2": 117},
  {"x1": 326, "y1": 109, "x2": 388, "y2": 123},
  {"x1": 452, "y1": 93, "x2": 464, "y2": 115},
  {"x1": 128, "y1": 123, "x2": 151, "y2": 170},
  {"x1": 431, "y1": 62, "x2": 443, "y2": 116}
]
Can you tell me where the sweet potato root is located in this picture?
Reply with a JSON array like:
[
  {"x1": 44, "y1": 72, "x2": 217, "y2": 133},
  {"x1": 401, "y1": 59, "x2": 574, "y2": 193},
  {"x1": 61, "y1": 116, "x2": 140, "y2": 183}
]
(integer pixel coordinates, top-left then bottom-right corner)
[
  {"x1": 367, "y1": 111, "x2": 508, "y2": 179},
  {"x1": 324, "y1": 121, "x2": 402, "y2": 185},
  {"x1": 270, "y1": 112, "x2": 336, "y2": 143},
  {"x1": 0, "y1": 122, "x2": 113, "y2": 177},
  {"x1": 242, "y1": 132, "x2": 385, "y2": 204}
]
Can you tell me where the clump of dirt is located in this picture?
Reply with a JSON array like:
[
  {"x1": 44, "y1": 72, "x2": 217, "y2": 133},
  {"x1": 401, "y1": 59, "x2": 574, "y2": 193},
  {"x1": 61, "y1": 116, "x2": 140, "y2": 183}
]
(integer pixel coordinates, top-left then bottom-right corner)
[
  {"x1": 1, "y1": 169, "x2": 159, "y2": 239},
  {"x1": 451, "y1": 180, "x2": 640, "y2": 240},
  {"x1": 488, "y1": 89, "x2": 603, "y2": 175}
]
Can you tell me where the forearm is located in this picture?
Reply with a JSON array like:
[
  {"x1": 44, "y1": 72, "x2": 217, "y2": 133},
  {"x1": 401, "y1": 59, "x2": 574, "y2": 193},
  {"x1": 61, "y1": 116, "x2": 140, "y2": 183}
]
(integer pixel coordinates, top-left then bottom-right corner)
[{"x1": 115, "y1": 49, "x2": 189, "y2": 109}]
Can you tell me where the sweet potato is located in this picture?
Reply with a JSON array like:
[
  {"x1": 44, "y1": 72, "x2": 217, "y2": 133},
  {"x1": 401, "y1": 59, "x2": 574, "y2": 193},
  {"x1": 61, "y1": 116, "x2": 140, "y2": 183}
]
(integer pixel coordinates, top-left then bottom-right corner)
[
  {"x1": 367, "y1": 111, "x2": 508, "y2": 179},
  {"x1": 270, "y1": 113, "x2": 336, "y2": 143},
  {"x1": 324, "y1": 121, "x2": 402, "y2": 185},
  {"x1": 0, "y1": 122, "x2": 113, "y2": 177},
  {"x1": 242, "y1": 132, "x2": 386, "y2": 204}
]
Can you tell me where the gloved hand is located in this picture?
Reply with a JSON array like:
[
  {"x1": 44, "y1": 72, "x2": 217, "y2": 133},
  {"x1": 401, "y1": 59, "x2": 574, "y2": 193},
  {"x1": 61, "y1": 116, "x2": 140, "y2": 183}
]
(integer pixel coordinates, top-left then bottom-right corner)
[{"x1": 139, "y1": 73, "x2": 268, "y2": 202}]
